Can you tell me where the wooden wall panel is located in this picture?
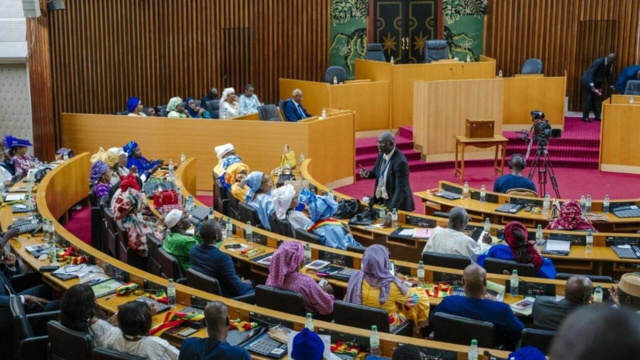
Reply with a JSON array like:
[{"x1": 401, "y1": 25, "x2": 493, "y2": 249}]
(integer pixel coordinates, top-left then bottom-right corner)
[
  {"x1": 485, "y1": 0, "x2": 640, "y2": 111},
  {"x1": 46, "y1": 0, "x2": 330, "y2": 121}
]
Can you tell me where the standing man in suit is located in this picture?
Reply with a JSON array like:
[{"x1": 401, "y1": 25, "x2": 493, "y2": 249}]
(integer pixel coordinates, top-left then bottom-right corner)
[
  {"x1": 284, "y1": 89, "x2": 312, "y2": 122},
  {"x1": 359, "y1": 132, "x2": 415, "y2": 215},
  {"x1": 581, "y1": 53, "x2": 617, "y2": 122}
]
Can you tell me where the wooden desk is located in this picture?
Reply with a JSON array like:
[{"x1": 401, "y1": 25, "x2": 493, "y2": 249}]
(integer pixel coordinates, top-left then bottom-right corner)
[
  {"x1": 454, "y1": 135, "x2": 508, "y2": 182},
  {"x1": 600, "y1": 97, "x2": 640, "y2": 174}
]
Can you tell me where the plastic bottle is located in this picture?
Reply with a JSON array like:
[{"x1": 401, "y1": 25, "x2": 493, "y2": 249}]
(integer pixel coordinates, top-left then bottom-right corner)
[
  {"x1": 586, "y1": 229, "x2": 593, "y2": 254},
  {"x1": 370, "y1": 325, "x2": 381, "y2": 356},
  {"x1": 43, "y1": 218, "x2": 51, "y2": 243},
  {"x1": 185, "y1": 195, "x2": 194, "y2": 212},
  {"x1": 391, "y1": 208, "x2": 398, "y2": 229},
  {"x1": 535, "y1": 224, "x2": 544, "y2": 246},
  {"x1": 466, "y1": 55, "x2": 471, "y2": 63},
  {"x1": 328, "y1": 188, "x2": 334, "y2": 201},
  {"x1": 463, "y1": 182, "x2": 470, "y2": 199},
  {"x1": 48, "y1": 229, "x2": 56, "y2": 264},
  {"x1": 480, "y1": 185, "x2": 486, "y2": 203},
  {"x1": 585, "y1": 195, "x2": 592, "y2": 213},
  {"x1": 180, "y1": 152, "x2": 186, "y2": 163},
  {"x1": 593, "y1": 284, "x2": 603, "y2": 303},
  {"x1": 305, "y1": 313, "x2": 314, "y2": 330},
  {"x1": 498, "y1": 69, "x2": 503, "y2": 78},
  {"x1": 468, "y1": 339, "x2": 479, "y2": 360},
  {"x1": 62, "y1": 151, "x2": 69, "y2": 161},
  {"x1": 484, "y1": 218, "x2": 491, "y2": 232},
  {"x1": 167, "y1": 279, "x2": 176, "y2": 307},
  {"x1": 208, "y1": 208, "x2": 215, "y2": 221},
  {"x1": 417, "y1": 260, "x2": 425, "y2": 286},
  {"x1": 603, "y1": 194, "x2": 610, "y2": 214},
  {"x1": 168, "y1": 159, "x2": 174, "y2": 172},
  {"x1": 321, "y1": 108, "x2": 327, "y2": 119},
  {"x1": 246, "y1": 221, "x2": 253, "y2": 244},
  {"x1": 510, "y1": 270, "x2": 519, "y2": 296},
  {"x1": 304, "y1": 243, "x2": 312, "y2": 263},
  {"x1": 542, "y1": 192, "x2": 550, "y2": 216},
  {"x1": 300, "y1": 152, "x2": 305, "y2": 164},
  {"x1": 390, "y1": 56, "x2": 395, "y2": 65},
  {"x1": 225, "y1": 217, "x2": 233, "y2": 239},
  {"x1": 333, "y1": 76, "x2": 338, "y2": 85},
  {"x1": 631, "y1": 97, "x2": 635, "y2": 105},
  {"x1": 580, "y1": 195, "x2": 586, "y2": 213},
  {"x1": 379, "y1": 205, "x2": 386, "y2": 220},
  {"x1": 176, "y1": 187, "x2": 183, "y2": 204}
]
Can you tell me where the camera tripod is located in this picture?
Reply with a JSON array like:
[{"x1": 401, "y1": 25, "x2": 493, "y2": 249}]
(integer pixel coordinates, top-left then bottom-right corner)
[{"x1": 527, "y1": 149, "x2": 561, "y2": 198}]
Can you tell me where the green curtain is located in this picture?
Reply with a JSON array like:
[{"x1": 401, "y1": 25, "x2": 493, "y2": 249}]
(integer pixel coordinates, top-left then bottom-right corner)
[
  {"x1": 329, "y1": 0, "x2": 369, "y2": 79},
  {"x1": 442, "y1": 0, "x2": 488, "y2": 61}
]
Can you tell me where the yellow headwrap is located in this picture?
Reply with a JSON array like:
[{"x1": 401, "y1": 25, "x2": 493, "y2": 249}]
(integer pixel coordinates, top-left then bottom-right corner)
[
  {"x1": 90, "y1": 147, "x2": 119, "y2": 167},
  {"x1": 224, "y1": 162, "x2": 250, "y2": 184}
]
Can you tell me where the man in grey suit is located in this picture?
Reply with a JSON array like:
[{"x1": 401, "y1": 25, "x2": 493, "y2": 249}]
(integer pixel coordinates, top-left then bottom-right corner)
[{"x1": 532, "y1": 276, "x2": 593, "y2": 330}]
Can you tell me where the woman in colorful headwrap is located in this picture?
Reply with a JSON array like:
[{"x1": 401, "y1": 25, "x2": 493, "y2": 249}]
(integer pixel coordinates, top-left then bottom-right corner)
[
  {"x1": 213, "y1": 143, "x2": 240, "y2": 179},
  {"x1": 271, "y1": 184, "x2": 312, "y2": 231},
  {"x1": 185, "y1": 97, "x2": 212, "y2": 119},
  {"x1": 90, "y1": 160, "x2": 112, "y2": 201},
  {"x1": 111, "y1": 174, "x2": 165, "y2": 256},
  {"x1": 5, "y1": 135, "x2": 35, "y2": 177},
  {"x1": 298, "y1": 188, "x2": 361, "y2": 250},
  {"x1": 244, "y1": 171, "x2": 275, "y2": 230},
  {"x1": 224, "y1": 162, "x2": 250, "y2": 202},
  {"x1": 90, "y1": 147, "x2": 119, "y2": 189},
  {"x1": 123, "y1": 141, "x2": 163, "y2": 181},
  {"x1": 345, "y1": 245, "x2": 429, "y2": 334},
  {"x1": 107, "y1": 147, "x2": 130, "y2": 184},
  {"x1": 167, "y1": 97, "x2": 188, "y2": 118},
  {"x1": 545, "y1": 200, "x2": 597, "y2": 231},
  {"x1": 220, "y1": 87, "x2": 240, "y2": 119},
  {"x1": 266, "y1": 241, "x2": 334, "y2": 315},
  {"x1": 126, "y1": 96, "x2": 146, "y2": 117}
]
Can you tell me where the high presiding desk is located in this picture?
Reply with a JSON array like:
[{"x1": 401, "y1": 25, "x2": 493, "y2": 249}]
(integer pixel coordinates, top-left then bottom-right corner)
[{"x1": 600, "y1": 94, "x2": 640, "y2": 174}]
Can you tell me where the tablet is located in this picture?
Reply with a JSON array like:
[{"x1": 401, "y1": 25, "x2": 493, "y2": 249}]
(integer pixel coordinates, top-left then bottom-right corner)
[{"x1": 91, "y1": 278, "x2": 124, "y2": 298}]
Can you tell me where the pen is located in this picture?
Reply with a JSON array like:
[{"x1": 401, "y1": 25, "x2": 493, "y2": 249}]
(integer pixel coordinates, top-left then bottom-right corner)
[{"x1": 105, "y1": 295, "x2": 114, "y2": 301}]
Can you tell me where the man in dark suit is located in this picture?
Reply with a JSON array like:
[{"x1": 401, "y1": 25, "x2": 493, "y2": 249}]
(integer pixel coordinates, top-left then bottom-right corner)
[
  {"x1": 359, "y1": 132, "x2": 415, "y2": 213},
  {"x1": 581, "y1": 53, "x2": 617, "y2": 122},
  {"x1": 284, "y1": 89, "x2": 312, "y2": 122},
  {"x1": 532, "y1": 275, "x2": 592, "y2": 330}
]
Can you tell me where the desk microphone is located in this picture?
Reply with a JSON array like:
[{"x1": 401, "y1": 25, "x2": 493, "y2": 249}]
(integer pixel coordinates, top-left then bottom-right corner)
[
  {"x1": 483, "y1": 350, "x2": 507, "y2": 360},
  {"x1": 461, "y1": 64, "x2": 465, "y2": 77},
  {"x1": 449, "y1": 67, "x2": 456, "y2": 78}
]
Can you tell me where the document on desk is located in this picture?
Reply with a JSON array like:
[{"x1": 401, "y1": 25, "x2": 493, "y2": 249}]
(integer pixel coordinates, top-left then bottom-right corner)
[
  {"x1": 399, "y1": 229, "x2": 415, "y2": 236},
  {"x1": 5, "y1": 194, "x2": 26, "y2": 201},
  {"x1": 545, "y1": 240, "x2": 571, "y2": 252}
]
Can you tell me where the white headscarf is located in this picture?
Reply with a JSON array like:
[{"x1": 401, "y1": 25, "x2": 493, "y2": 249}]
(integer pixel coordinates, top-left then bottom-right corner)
[
  {"x1": 220, "y1": 88, "x2": 236, "y2": 104},
  {"x1": 107, "y1": 147, "x2": 125, "y2": 157},
  {"x1": 214, "y1": 143, "x2": 235, "y2": 160},
  {"x1": 271, "y1": 184, "x2": 296, "y2": 220}
]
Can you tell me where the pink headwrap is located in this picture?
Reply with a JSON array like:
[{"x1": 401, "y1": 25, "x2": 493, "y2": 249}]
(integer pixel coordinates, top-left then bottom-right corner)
[
  {"x1": 266, "y1": 242, "x2": 305, "y2": 288},
  {"x1": 545, "y1": 200, "x2": 596, "y2": 231}
]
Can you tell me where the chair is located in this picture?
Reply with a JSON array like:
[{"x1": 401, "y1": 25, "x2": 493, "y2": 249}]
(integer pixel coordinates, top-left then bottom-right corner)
[
  {"x1": 365, "y1": 43, "x2": 386, "y2": 62},
  {"x1": 89, "y1": 190, "x2": 106, "y2": 253},
  {"x1": 431, "y1": 312, "x2": 495, "y2": 348},
  {"x1": 521, "y1": 58, "x2": 543, "y2": 75},
  {"x1": 101, "y1": 198, "x2": 119, "y2": 259},
  {"x1": 520, "y1": 328, "x2": 555, "y2": 354},
  {"x1": 142, "y1": 107, "x2": 155, "y2": 116},
  {"x1": 157, "y1": 247, "x2": 186, "y2": 283},
  {"x1": 255, "y1": 285, "x2": 307, "y2": 316},
  {"x1": 257, "y1": 104, "x2": 281, "y2": 121},
  {"x1": 47, "y1": 320, "x2": 94, "y2": 360},
  {"x1": 423, "y1": 40, "x2": 448, "y2": 63},
  {"x1": 324, "y1": 66, "x2": 347, "y2": 84},
  {"x1": 115, "y1": 221, "x2": 147, "y2": 271},
  {"x1": 10, "y1": 296, "x2": 60, "y2": 360},
  {"x1": 146, "y1": 233, "x2": 163, "y2": 277},
  {"x1": 116, "y1": 110, "x2": 129, "y2": 116},
  {"x1": 269, "y1": 213, "x2": 292, "y2": 237},
  {"x1": 483, "y1": 258, "x2": 535, "y2": 277},
  {"x1": 204, "y1": 99, "x2": 220, "y2": 118},
  {"x1": 506, "y1": 188, "x2": 538, "y2": 197},
  {"x1": 423, "y1": 251, "x2": 471, "y2": 270},
  {"x1": 93, "y1": 347, "x2": 146, "y2": 360},
  {"x1": 555, "y1": 273, "x2": 614, "y2": 283},
  {"x1": 433, "y1": 211, "x2": 450, "y2": 218},
  {"x1": 279, "y1": 100, "x2": 292, "y2": 121},
  {"x1": 156, "y1": 105, "x2": 168, "y2": 117},
  {"x1": 186, "y1": 267, "x2": 223, "y2": 295},
  {"x1": 333, "y1": 300, "x2": 412, "y2": 336},
  {"x1": 625, "y1": 80, "x2": 640, "y2": 95},
  {"x1": 213, "y1": 178, "x2": 229, "y2": 216},
  {"x1": 227, "y1": 194, "x2": 239, "y2": 220},
  {"x1": 292, "y1": 227, "x2": 323, "y2": 245},
  {"x1": 238, "y1": 202, "x2": 263, "y2": 228},
  {"x1": 346, "y1": 245, "x2": 367, "y2": 254}
]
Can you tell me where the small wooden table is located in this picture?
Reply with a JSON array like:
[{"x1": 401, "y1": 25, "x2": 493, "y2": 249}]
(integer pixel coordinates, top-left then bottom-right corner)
[{"x1": 454, "y1": 135, "x2": 508, "y2": 182}]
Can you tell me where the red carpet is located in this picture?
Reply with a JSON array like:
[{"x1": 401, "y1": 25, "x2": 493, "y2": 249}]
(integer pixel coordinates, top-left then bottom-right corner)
[{"x1": 64, "y1": 206, "x2": 92, "y2": 245}]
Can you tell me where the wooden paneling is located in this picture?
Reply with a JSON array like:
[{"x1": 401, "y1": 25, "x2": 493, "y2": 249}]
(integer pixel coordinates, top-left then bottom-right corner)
[
  {"x1": 46, "y1": 0, "x2": 330, "y2": 121},
  {"x1": 600, "y1": 101, "x2": 640, "y2": 174},
  {"x1": 503, "y1": 76, "x2": 566, "y2": 129},
  {"x1": 485, "y1": 0, "x2": 640, "y2": 111}
]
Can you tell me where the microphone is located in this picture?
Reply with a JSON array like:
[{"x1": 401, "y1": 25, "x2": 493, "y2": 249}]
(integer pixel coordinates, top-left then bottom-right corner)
[
  {"x1": 450, "y1": 67, "x2": 456, "y2": 78},
  {"x1": 462, "y1": 64, "x2": 465, "y2": 77},
  {"x1": 484, "y1": 350, "x2": 507, "y2": 360}
]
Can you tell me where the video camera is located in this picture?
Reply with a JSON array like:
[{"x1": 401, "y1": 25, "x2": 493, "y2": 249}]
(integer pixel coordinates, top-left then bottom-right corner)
[{"x1": 517, "y1": 110, "x2": 552, "y2": 155}]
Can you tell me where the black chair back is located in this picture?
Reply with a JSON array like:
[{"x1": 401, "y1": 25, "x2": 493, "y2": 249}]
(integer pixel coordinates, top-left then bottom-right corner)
[
  {"x1": 186, "y1": 268, "x2": 223, "y2": 295},
  {"x1": 12, "y1": 296, "x2": 60, "y2": 360},
  {"x1": 433, "y1": 211, "x2": 450, "y2": 218},
  {"x1": 238, "y1": 202, "x2": 262, "y2": 228},
  {"x1": 521, "y1": 58, "x2": 543, "y2": 74},
  {"x1": 279, "y1": 100, "x2": 291, "y2": 121},
  {"x1": 255, "y1": 285, "x2": 307, "y2": 316},
  {"x1": 213, "y1": 179, "x2": 229, "y2": 216},
  {"x1": 269, "y1": 213, "x2": 292, "y2": 237},
  {"x1": 346, "y1": 245, "x2": 367, "y2": 254},
  {"x1": 116, "y1": 221, "x2": 147, "y2": 270},
  {"x1": 146, "y1": 233, "x2": 163, "y2": 277},
  {"x1": 625, "y1": 80, "x2": 640, "y2": 95},
  {"x1": 431, "y1": 312, "x2": 495, "y2": 348},
  {"x1": 258, "y1": 104, "x2": 281, "y2": 121},
  {"x1": 424, "y1": 40, "x2": 448, "y2": 63},
  {"x1": 157, "y1": 247, "x2": 184, "y2": 280},
  {"x1": 116, "y1": 111, "x2": 129, "y2": 116},
  {"x1": 483, "y1": 258, "x2": 536, "y2": 277},
  {"x1": 93, "y1": 347, "x2": 146, "y2": 360},
  {"x1": 227, "y1": 194, "x2": 239, "y2": 220},
  {"x1": 47, "y1": 321, "x2": 94, "y2": 360},
  {"x1": 101, "y1": 200, "x2": 119, "y2": 259},
  {"x1": 156, "y1": 105, "x2": 168, "y2": 117},
  {"x1": 365, "y1": 43, "x2": 386, "y2": 62},
  {"x1": 334, "y1": 300, "x2": 391, "y2": 332},
  {"x1": 520, "y1": 328, "x2": 555, "y2": 354},
  {"x1": 555, "y1": 273, "x2": 614, "y2": 283},
  {"x1": 205, "y1": 99, "x2": 220, "y2": 118},
  {"x1": 292, "y1": 227, "x2": 323, "y2": 245},
  {"x1": 324, "y1": 66, "x2": 347, "y2": 84},
  {"x1": 423, "y1": 251, "x2": 471, "y2": 269},
  {"x1": 89, "y1": 190, "x2": 106, "y2": 253}
]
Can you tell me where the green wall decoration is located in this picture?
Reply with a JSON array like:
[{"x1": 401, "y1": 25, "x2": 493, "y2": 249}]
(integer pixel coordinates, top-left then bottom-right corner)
[
  {"x1": 329, "y1": 0, "x2": 369, "y2": 79},
  {"x1": 442, "y1": 0, "x2": 488, "y2": 61}
]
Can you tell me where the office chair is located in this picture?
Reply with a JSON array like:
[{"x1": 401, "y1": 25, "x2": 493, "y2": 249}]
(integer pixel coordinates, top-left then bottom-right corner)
[
  {"x1": 423, "y1": 251, "x2": 471, "y2": 270},
  {"x1": 292, "y1": 227, "x2": 323, "y2": 245},
  {"x1": 157, "y1": 248, "x2": 186, "y2": 283},
  {"x1": 432, "y1": 211, "x2": 450, "y2": 218},
  {"x1": 146, "y1": 233, "x2": 163, "y2": 277},
  {"x1": 11, "y1": 296, "x2": 60, "y2": 360},
  {"x1": 324, "y1": 66, "x2": 347, "y2": 84},
  {"x1": 238, "y1": 202, "x2": 263, "y2": 228},
  {"x1": 47, "y1": 321, "x2": 95, "y2": 360},
  {"x1": 156, "y1": 105, "x2": 168, "y2": 117},
  {"x1": 555, "y1": 273, "x2": 614, "y2": 283},
  {"x1": 115, "y1": 221, "x2": 147, "y2": 271},
  {"x1": 101, "y1": 198, "x2": 119, "y2": 259},
  {"x1": 423, "y1": 40, "x2": 448, "y2": 63},
  {"x1": 520, "y1": 328, "x2": 555, "y2": 354},
  {"x1": 213, "y1": 178, "x2": 229, "y2": 216},
  {"x1": 257, "y1": 104, "x2": 281, "y2": 121},
  {"x1": 279, "y1": 100, "x2": 292, "y2": 121},
  {"x1": 506, "y1": 188, "x2": 538, "y2": 197},
  {"x1": 255, "y1": 285, "x2": 307, "y2": 316},
  {"x1": 483, "y1": 258, "x2": 536, "y2": 277},
  {"x1": 269, "y1": 212, "x2": 292, "y2": 237},
  {"x1": 205, "y1": 99, "x2": 221, "y2": 118},
  {"x1": 115, "y1": 110, "x2": 129, "y2": 116},
  {"x1": 227, "y1": 193, "x2": 239, "y2": 220},
  {"x1": 431, "y1": 312, "x2": 495, "y2": 348},
  {"x1": 521, "y1": 58, "x2": 543, "y2": 75},
  {"x1": 89, "y1": 190, "x2": 106, "y2": 253},
  {"x1": 365, "y1": 43, "x2": 386, "y2": 62},
  {"x1": 625, "y1": 80, "x2": 640, "y2": 95},
  {"x1": 346, "y1": 244, "x2": 367, "y2": 254},
  {"x1": 185, "y1": 268, "x2": 255, "y2": 303},
  {"x1": 93, "y1": 347, "x2": 146, "y2": 360},
  {"x1": 333, "y1": 300, "x2": 412, "y2": 336}
]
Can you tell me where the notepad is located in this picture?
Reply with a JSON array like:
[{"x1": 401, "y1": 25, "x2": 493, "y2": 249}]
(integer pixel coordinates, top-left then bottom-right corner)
[
  {"x1": 413, "y1": 228, "x2": 433, "y2": 239},
  {"x1": 5, "y1": 194, "x2": 26, "y2": 201},
  {"x1": 398, "y1": 229, "x2": 415, "y2": 236},
  {"x1": 545, "y1": 239, "x2": 571, "y2": 252}
]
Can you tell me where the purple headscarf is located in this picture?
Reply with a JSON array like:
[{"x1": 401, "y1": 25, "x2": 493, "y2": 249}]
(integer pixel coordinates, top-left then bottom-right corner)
[
  {"x1": 90, "y1": 160, "x2": 110, "y2": 183},
  {"x1": 266, "y1": 242, "x2": 305, "y2": 288},
  {"x1": 345, "y1": 245, "x2": 407, "y2": 305}
]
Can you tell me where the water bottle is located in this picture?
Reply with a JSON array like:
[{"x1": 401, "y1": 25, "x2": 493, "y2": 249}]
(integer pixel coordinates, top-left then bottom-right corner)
[
  {"x1": 480, "y1": 185, "x2": 486, "y2": 203},
  {"x1": 631, "y1": 97, "x2": 635, "y2": 105},
  {"x1": 333, "y1": 76, "x2": 338, "y2": 85},
  {"x1": 208, "y1": 208, "x2": 215, "y2": 221},
  {"x1": 603, "y1": 194, "x2": 610, "y2": 214},
  {"x1": 225, "y1": 217, "x2": 233, "y2": 239},
  {"x1": 535, "y1": 224, "x2": 544, "y2": 246},
  {"x1": 180, "y1": 152, "x2": 186, "y2": 163},
  {"x1": 510, "y1": 270, "x2": 519, "y2": 296},
  {"x1": 328, "y1": 188, "x2": 334, "y2": 201},
  {"x1": 417, "y1": 260, "x2": 425, "y2": 286},
  {"x1": 466, "y1": 55, "x2": 471, "y2": 63},
  {"x1": 167, "y1": 279, "x2": 176, "y2": 307},
  {"x1": 300, "y1": 152, "x2": 305, "y2": 164},
  {"x1": 43, "y1": 219, "x2": 51, "y2": 243},
  {"x1": 168, "y1": 159, "x2": 174, "y2": 172},
  {"x1": 305, "y1": 313, "x2": 314, "y2": 330},
  {"x1": 379, "y1": 205, "x2": 386, "y2": 220},
  {"x1": 62, "y1": 151, "x2": 69, "y2": 161},
  {"x1": 468, "y1": 339, "x2": 479, "y2": 360},
  {"x1": 580, "y1": 195, "x2": 586, "y2": 213},
  {"x1": 484, "y1": 218, "x2": 491, "y2": 232},
  {"x1": 24, "y1": 195, "x2": 32, "y2": 211},
  {"x1": 321, "y1": 108, "x2": 327, "y2": 119},
  {"x1": 185, "y1": 195, "x2": 194, "y2": 212},
  {"x1": 593, "y1": 284, "x2": 603, "y2": 303},
  {"x1": 391, "y1": 208, "x2": 398, "y2": 229},
  {"x1": 370, "y1": 325, "x2": 381, "y2": 356},
  {"x1": 586, "y1": 229, "x2": 593, "y2": 254},
  {"x1": 542, "y1": 192, "x2": 550, "y2": 216},
  {"x1": 176, "y1": 187, "x2": 183, "y2": 204},
  {"x1": 304, "y1": 243, "x2": 312, "y2": 263},
  {"x1": 390, "y1": 56, "x2": 395, "y2": 65},
  {"x1": 246, "y1": 221, "x2": 253, "y2": 244},
  {"x1": 48, "y1": 224, "x2": 56, "y2": 264},
  {"x1": 463, "y1": 182, "x2": 470, "y2": 199},
  {"x1": 586, "y1": 195, "x2": 592, "y2": 213},
  {"x1": 498, "y1": 69, "x2": 503, "y2": 78}
]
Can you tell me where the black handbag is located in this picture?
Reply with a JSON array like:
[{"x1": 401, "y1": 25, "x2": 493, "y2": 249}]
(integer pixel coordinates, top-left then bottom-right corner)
[
  {"x1": 348, "y1": 206, "x2": 378, "y2": 225},
  {"x1": 334, "y1": 199, "x2": 361, "y2": 219},
  {"x1": 34, "y1": 167, "x2": 52, "y2": 183}
]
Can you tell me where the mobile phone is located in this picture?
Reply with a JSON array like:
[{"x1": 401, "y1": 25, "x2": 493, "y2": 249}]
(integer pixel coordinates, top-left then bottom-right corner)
[
  {"x1": 318, "y1": 278, "x2": 328, "y2": 287},
  {"x1": 177, "y1": 327, "x2": 198, "y2": 337}
]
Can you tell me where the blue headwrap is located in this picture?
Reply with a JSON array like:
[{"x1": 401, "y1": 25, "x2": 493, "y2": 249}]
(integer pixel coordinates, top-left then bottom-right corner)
[
  {"x1": 89, "y1": 160, "x2": 110, "y2": 183},
  {"x1": 126, "y1": 97, "x2": 140, "y2": 113},
  {"x1": 291, "y1": 328, "x2": 324, "y2": 360},
  {"x1": 123, "y1": 141, "x2": 138, "y2": 157},
  {"x1": 5, "y1": 135, "x2": 33, "y2": 148},
  {"x1": 298, "y1": 188, "x2": 339, "y2": 222},
  {"x1": 221, "y1": 155, "x2": 242, "y2": 171},
  {"x1": 245, "y1": 171, "x2": 264, "y2": 202},
  {"x1": 185, "y1": 97, "x2": 200, "y2": 118},
  {"x1": 508, "y1": 346, "x2": 546, "y2": 360}
]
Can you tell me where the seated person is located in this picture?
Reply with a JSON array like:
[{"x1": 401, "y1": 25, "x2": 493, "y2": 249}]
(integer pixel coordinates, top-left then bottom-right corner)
[
  {"x1": 614, "y1": 66, "x2": 640, "y2": 94},
  {"x1": 111, "y1": 175, "x2": 165, "y2": 257},
  {"x1": 189, "y1": 220, "x2": 254, "y2": 298},
  {"x1": 220, "y1": 88, "x2": 240, "y2": 119},
  {"x1": 123, "y1": 141, "x2": 163, "y2": 181},
  {"x1": 224, "y1": 162, "x2": 250, "y2": 202},
  {"x1": 213, "y1": 143, "x2": 240, "y2": 179},
  {"x1": 545, "y1": 200, "x2": 596, "y2": 231},
  {"x1": 1, "y1": 229, "x2": 59, "y2": 313},
  {"x1": 291, "y1": 328, "x2": 324, "y2": 360},
  {"x1": 492, "y1": 154, "x2": 536, "y2": 193},
  {"x1": 284, "y1": 89, "x2": 312, "y2": 122},
  {"x1": 60, "y1": 284, "x2": 111, "y2": 340},
  {"x1": 610, "y1": 272, "x2": 640, "y2": 311},
  {"x1": 89, "y1": 160, "x2": 112, "y2": 201},
  {"x1": 0, "y1": 149, "x2": 16, "y2": 194},
  {"x1": 239, "y1": 84, "x2": 261, "y2": 115},
  {"x1": 345, "y1": 245, "x2": 429, "y2": 335},
  {"x1": 298, "y1": 188, "x2": 361, "y2": 250},
  {"x1": 271, "y1": 184, "x2": 312, "y2": 231},
  {"x1": 422, "y1": 207, "x2": 491, "y2": 261},
  {"x1": 179, "y1": 301, "x2": 251, "y2": 360},
  {"x1": 266, "y1": 242, "x2": 334, "y2": 315},
  {"x1": 201, "y1": 87, "x2": 219, "y2": 106},
  {"x1": 0, "y1": 136, "x2": 16, "y2": 175},
  {"x1": 126, "y1": 97, "x2": 147, "y2": 116},
  {"x1": 478, "y1": 221, "x2": 556, "y2": 278},
  {"x1": 108, "y1": 147, "x2": 131, "y2": 184},
  {"x1": 6, "y1": 135, "x2": 34, "y2": 177},
  {"x1": 245, "y1": 171, "x2": 275, "y2": 230},
  {"x1": 163, "y1": 209, "x2": 201, "y2": 272},
  {"x1": 532, "y1": 275, "x2": 592, "y2": 330},
  {"x1": 429, "y1": 264, "x2": 524, "y2": 348},
  {"x1": 185, "y1": 97, "x2": 212, "y2": 119},
  {"x1": 144, "y1": 107, "x2": 158, "y2": 117},
  {"x1": 93, "y1": 300, "x2": 179, "y2": 360},
  {"x1": 392, "y1": 345, "x2": 424, "y2": 360},
  {"x1": 167, "y1": 97, "x2": 188, "y2": 118}
]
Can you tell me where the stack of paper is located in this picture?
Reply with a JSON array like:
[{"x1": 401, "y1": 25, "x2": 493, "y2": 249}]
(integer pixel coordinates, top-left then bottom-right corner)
[
  {"x1": 413, "y1": 228, "x2": 433, "y2": 239},
  {"x1": 510, "y1": 298, "x2": 535, "y2": 316}
]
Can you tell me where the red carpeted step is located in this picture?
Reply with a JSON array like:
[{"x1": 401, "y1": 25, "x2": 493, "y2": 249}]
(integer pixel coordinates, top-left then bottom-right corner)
[
  {"x1": 398, "y1": 126, "x2": 413, "y2": 139},
  {"x1": 356, "y1": 149, "x2": 422, "y2": 166},
  {"x1": 356, "y1": 135, "x2": 414, "y2": 156}
]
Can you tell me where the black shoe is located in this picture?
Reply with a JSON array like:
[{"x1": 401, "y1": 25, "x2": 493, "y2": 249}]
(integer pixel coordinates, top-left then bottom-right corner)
[
  {"x1": 595, "y1": 118, "x2": 601, "y2": 121},
  {"x1": 582, "y1": 118, "x2": 592, "y2": 122}
]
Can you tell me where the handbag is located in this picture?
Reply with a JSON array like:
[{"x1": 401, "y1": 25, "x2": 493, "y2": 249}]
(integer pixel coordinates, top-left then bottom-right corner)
[
  {"x1": 348, "y1": 206, "x2": 378, "y2": 226},
  {"x1": 276, "y1": 166, "x2": 294, "y2": 187},
  {"x1": 334, "y1": 199, "x2": 361, "y2": 219},
  {"x1": 153, "y1": 189, "x2": 179, "y2": 208},
  {"x1": 280, "y1": 144, "x2": 297, "y2": 169}
]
